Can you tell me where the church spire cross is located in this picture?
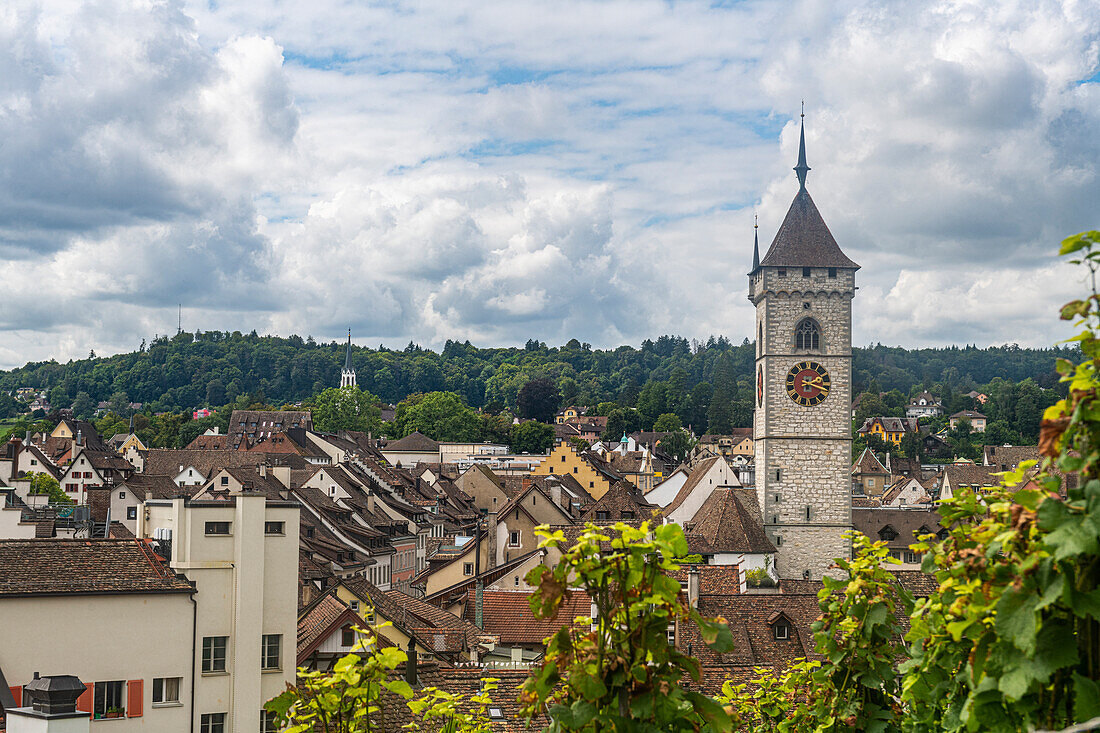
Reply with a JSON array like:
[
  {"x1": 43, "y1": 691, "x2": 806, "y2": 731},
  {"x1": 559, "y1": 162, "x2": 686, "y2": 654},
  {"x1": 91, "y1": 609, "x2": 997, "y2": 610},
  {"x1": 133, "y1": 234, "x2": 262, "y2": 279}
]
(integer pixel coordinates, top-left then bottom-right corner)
[
  {"x1": 794, "y1": 103, "x2": 810, "y2": 192},
  {"x1": 752, "y1": 212, "x2": 760, "y2": 271}
]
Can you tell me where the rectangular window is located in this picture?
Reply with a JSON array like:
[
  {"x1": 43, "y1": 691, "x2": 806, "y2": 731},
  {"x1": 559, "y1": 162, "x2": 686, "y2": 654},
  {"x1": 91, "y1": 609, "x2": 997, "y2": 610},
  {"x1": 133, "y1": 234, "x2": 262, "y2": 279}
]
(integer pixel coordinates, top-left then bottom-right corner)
[
  {"x1": 596, "y1": 511, "x2": 610, "y2": 521},
  {"x1": 220, "y1": 476, "x2": 229, "y2": 486},
  {"x1": 262, "y1": 710, "x2": 279, "y2": 733},
  {"x1": 904, "y1": 551, "x2": 920, "y2": 564},
  {"x1": 261, "y1": 634, "x2": 281, "y2": 670},
  {"x1": 264, "y1": 521, "x2": 285, "y2": 535},
  {"x1": 349, "y1": 600, "x2": 359, "y2": 612},
  {"x1": 200, "y1": 713, "x2": 226, "y2": 733},
  {"x1": 342, "y1": 625, "x2": 355, "y2": 646},
  {"x1": 620, "y1": 511, "x2": 634, "y2": 520},
  {"x1": 508, "y1": 531, "x2": 521, "y2": 547},
  {"x1": 828, "y1": 267, "x2": 837, "y2": 278},
  {"x1": 118, "y1": 491, "x2": 126, "y2": 499},
  {"x1": 774, "y1": 624, "x2": 790, "y2": 640},
  {"x1": 93, "y1": 680, "x2": 125, "y2": 719},
  {"x1": 802, "y1": 267, "x2": 811, "y2": 277},
  {"x1": 202, "y1": 636, "x2": 228, "y2": 673},
  {"x1": 152, "y1": 677, "x2": 181, "y2": 705},
  {"x1": 777, "y1": 268, "x2": 787, "y2": 277},
  {"x1": 127, "y1": 506, "x2": 137, "y2": 520},
  {"x1": 205, "y1": 522, "x2": 231, "y2": 535},
  {"x1": 463, "y1": 562, "x2": 474, "y2": 576}
]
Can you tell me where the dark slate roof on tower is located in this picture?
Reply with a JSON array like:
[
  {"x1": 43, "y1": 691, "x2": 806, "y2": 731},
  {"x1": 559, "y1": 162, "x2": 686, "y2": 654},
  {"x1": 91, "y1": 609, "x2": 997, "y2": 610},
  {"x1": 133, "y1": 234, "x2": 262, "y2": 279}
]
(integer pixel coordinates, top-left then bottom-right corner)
[
  {"x1": 758, "y1": 189, "x2": 859, "y2": 269},
  {"x1": 344, "y1": 329, "x2": 353, "y2": 371},
  {"x1": 757, "y1": 115, "x2": 859, "y2": 271}
]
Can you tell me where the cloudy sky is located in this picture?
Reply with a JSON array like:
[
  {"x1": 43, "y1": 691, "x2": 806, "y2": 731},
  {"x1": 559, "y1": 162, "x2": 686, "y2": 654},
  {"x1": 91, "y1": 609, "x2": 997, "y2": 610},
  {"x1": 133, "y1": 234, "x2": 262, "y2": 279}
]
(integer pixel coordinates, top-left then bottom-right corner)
[{"x1": 1, "y1": 0, "x2": 1098, "y2": 368}]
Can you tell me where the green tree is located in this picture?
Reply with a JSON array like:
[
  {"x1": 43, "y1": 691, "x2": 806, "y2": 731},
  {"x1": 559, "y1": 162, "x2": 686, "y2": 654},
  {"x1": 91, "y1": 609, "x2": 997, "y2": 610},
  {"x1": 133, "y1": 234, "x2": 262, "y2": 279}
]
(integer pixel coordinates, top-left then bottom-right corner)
[
  {"x1": 308, "y1": 386, "x2": 383, "y2": 434},
  {"x1": 511, "y1": 421, "x2": 555, "y2": 454},
  {"x1": 706, "y1": 354, "x2": 737, "y2": 434},
  {"x1": 71, "y1": 391, "x2": 94, "y2": 419},
  {"x1": 517, "y1": 378, "x2": 561, "y2": 423},
  {"x1": 854, "y1": 391, "x2": 890, "y2": 426},
  {"x1": 652, "y1": 412, "x2": 682, "y2": 432},
  {"x1": 656, "y1": 430, "x2": 695, "y2": 465},
  {"x1": 206, "y1": 378, "x2": 227, "y2": 407},
  {"x1": 26, "y1": 472, "x2": 72, "y2": 505},
  {"x1": 636, "y1": 381, "x2": 670, "y2": 429},
  {"x1": 602, "y1": 408, "x2": 643, "y2": 441},
  {"x1": 395, "y1": 392, "x2": 482, "y2": 442},
  {"x1": 107, "y1": 390, "x2": 129, "y2": 417},
  {"x1": 520, "y1": 522, "x2": 734, "y2": 731}
]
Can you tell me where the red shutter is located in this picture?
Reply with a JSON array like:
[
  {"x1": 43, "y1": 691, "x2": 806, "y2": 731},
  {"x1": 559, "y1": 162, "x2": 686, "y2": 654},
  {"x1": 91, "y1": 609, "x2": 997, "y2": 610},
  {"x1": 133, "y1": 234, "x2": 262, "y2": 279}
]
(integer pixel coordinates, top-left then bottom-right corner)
[
  {"x1": 76, "y1": 683, "x2": 93, "y2": 715},
  {"x1": 9, "y1": 685, "x2": 21, "y2": 707},
  {"x1": 126, "y1": 680, "x2": 142, "y2": 718}
]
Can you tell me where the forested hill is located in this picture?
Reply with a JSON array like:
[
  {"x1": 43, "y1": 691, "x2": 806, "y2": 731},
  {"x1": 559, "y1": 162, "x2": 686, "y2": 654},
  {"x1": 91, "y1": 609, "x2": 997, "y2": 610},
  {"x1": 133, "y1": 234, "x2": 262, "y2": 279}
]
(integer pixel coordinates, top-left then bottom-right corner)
[{"x1": 0, "y1": 331, "x2": 1077, "y2": 416}]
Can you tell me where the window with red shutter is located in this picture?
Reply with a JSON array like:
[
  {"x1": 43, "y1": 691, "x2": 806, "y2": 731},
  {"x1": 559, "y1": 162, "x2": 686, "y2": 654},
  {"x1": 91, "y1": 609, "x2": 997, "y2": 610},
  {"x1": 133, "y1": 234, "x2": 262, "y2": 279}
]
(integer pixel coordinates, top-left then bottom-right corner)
[{"x1": 126, "y1": 680, "x2": 142, "y2": 717}]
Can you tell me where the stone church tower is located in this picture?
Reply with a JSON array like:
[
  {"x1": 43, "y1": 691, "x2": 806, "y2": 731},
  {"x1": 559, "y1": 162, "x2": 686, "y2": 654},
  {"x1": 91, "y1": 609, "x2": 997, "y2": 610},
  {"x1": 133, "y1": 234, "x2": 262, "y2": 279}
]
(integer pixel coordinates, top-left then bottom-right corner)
[
  {"x1": 749, "y1": 116, "x2": 858, "y2": 579},
  {"x1": 340, "y1": 329, "x2": 357, "y2": 388}
]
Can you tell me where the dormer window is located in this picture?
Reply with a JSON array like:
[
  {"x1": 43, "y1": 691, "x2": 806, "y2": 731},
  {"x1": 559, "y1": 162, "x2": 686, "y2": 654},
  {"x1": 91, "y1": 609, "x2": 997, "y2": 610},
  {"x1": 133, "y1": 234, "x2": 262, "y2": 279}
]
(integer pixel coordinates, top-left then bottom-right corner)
[
  {"x1": 879, "y1": 526, "x2": 898, "y2": 542},
  {"x1": 774, "y1": 622, "x2": 790, "y2": 640}
]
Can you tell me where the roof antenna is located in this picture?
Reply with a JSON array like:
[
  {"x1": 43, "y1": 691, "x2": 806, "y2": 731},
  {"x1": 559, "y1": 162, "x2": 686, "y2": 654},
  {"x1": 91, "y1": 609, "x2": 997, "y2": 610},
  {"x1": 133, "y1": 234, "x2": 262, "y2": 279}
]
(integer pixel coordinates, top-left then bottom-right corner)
[
  {"x1": 794, "y1": 101, "x2": 810, "y2": 192},
  {"x1": 177, "y1": 304, "x2": 182, "y2": 335}
]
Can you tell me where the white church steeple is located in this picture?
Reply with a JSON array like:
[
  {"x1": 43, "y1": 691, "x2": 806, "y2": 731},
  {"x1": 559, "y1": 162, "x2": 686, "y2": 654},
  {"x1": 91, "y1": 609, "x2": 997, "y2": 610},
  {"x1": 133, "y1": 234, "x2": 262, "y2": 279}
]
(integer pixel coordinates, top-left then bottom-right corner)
[{"x1": 340, "y1": 329, "x2": 357, "y2": 388}]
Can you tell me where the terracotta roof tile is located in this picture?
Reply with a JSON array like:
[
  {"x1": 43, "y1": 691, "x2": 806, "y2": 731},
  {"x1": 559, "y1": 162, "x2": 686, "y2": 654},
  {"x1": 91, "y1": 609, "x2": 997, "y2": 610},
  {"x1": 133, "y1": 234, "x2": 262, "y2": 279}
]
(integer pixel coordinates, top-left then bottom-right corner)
[{"x1": 0, "y1": 539, "x2": 194, "y2": 596}]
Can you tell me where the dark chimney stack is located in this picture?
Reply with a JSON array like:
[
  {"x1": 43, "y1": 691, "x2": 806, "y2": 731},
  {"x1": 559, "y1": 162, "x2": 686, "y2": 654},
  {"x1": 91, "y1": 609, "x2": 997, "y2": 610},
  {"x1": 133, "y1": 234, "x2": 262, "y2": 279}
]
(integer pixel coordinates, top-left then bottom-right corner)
[{"x1": 405, "y1": 637, "x2": 418, "y2": 686}]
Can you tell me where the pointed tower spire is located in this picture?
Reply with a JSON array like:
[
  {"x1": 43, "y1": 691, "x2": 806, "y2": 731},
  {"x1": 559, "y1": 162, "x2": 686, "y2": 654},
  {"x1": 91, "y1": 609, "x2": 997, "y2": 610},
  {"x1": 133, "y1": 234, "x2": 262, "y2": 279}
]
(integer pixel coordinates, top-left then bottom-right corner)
[
  {"x1": 794, "y1": 102, "x2": 810, "y2": 192},
  {"x1": 752, "y1": 212, "x2": 760, "y2": 271},
  {"x1": 344, "y1": 328, "x2": 352, "y2": 371},
  {"x1": 340, "y1": 328, "x2": 357, "y2": 388}
]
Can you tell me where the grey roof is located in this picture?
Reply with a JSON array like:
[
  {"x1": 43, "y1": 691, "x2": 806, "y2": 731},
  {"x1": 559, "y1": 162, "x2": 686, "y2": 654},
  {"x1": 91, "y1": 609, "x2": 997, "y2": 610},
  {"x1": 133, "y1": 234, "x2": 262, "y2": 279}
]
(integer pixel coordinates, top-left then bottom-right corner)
[
  {"x1": 758, "y1": 189, "x2": 859, "y2": 270},
  {"x1": 385, "y1": 431, "x2": 440, "y2": 452}
]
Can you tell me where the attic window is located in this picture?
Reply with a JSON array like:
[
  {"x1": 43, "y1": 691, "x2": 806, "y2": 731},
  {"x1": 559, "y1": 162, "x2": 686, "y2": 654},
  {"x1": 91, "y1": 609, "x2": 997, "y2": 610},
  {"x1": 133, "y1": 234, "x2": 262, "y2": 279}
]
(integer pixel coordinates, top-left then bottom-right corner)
[
  {"x1": 828, "y1": 267, "x2": 837, "y2": 278},
  {"x1": 879, "y1": 527, "x2": 898, "y2": 542},
  {"x1": 221, "y1": 476, "x2": 229, "y2": 486},
  {"x1": 463, "y1": 563, "x2": 474, "y2": 576},
  {"x1": 621, "y1": 511, "x2": 634, "y2": 520},
  {"x1": 773, "y1": 622, "x2": 790, "y2": 640},
  {"x1": 802, "y1": 267, "x2": 811, "y2": 277},
  {"x1": 596, "y1": 511, "x2": 610, "y2": 521},
  {"x1": 488, "y1": 708, "x2": 503, "y2": 719}
]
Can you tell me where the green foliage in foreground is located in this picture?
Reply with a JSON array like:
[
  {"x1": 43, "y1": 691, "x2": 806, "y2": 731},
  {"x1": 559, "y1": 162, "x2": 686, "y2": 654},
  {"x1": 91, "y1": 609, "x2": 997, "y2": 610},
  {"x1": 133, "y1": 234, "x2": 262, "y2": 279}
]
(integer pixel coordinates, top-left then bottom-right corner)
[
  {"x1": 520, "y1": 522, "x2": 734, "y2": 732},
  {"x1": 265, "y1": 623, "x2": 496, "y2": 733}
]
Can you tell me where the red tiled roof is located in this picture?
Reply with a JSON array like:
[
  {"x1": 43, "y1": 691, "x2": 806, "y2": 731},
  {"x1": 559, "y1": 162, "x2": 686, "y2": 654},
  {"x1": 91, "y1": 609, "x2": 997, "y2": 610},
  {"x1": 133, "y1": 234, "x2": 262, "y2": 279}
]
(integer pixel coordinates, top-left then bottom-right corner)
[
  {"x1": 463, "y1": 589, "x2": 592, "y2": 645},
  {"x1": 0, "y1": 539, "x2": 194, "y2": 596}
]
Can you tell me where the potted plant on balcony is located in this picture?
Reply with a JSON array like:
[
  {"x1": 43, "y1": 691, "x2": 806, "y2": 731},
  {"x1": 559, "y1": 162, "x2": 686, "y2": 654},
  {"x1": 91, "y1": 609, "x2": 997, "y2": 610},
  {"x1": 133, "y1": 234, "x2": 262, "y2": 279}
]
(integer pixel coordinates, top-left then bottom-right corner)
[{"x1": 105, "y1": 707, "x2": 123, "y2": 718}]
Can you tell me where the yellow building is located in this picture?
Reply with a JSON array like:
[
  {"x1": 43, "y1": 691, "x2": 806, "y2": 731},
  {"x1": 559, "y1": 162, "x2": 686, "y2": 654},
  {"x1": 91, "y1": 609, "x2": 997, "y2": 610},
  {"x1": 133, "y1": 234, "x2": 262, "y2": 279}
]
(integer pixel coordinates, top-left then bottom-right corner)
[
  {"x1": 856, "y1": 416, "x2": 918, "y2": 447},
  {"x1": 530, "y1": 442, "x2": 620, "y2": 499}
]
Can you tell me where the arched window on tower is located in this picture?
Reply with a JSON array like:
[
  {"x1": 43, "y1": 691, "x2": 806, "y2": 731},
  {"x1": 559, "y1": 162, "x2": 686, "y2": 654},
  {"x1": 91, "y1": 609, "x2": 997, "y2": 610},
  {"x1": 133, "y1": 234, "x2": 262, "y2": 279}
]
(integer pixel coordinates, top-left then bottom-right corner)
[{"x1": 795, "y1": 319, "x2": 820, "y2": 350}]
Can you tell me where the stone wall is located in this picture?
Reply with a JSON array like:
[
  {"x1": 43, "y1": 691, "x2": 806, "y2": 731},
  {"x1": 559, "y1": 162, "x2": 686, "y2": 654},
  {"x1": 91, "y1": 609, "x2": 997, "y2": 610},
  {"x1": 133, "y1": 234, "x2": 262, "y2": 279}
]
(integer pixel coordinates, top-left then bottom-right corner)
[{"x1": 752, "y1": 264, "x2": 856, "y2": 579}]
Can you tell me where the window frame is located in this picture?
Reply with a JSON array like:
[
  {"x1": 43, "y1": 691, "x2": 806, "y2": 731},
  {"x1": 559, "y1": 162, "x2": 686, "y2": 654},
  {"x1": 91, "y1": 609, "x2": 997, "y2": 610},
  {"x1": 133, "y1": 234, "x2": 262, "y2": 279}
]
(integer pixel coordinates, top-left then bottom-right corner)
[
  {"x1": 93, "y1": 680, "x2": 125, "y2": 719},
  {"x1": 773, "y1": 623, "x2": 790, "y2": 640},
  {"x1": 202, "y1": 636, "x2": 228, "y2": 674},
  {"x1": 204, "y1": 521, "x2": 231, "y2": 536},
  {"x1": 264, "y1": 521, "x2": 285, "y2": 536},
  {"x1": 152, "y1": 677, "x2": 182, "y2": 706},
  {"x1": 200, "y1": 712, "x2": 227, "y2": 733},
  {"x1": 463, "y1": 562, "x2": 474, "y2": 576},
  {"x1": 261, "y1": 634, "x2": 282, "y2": 671}
]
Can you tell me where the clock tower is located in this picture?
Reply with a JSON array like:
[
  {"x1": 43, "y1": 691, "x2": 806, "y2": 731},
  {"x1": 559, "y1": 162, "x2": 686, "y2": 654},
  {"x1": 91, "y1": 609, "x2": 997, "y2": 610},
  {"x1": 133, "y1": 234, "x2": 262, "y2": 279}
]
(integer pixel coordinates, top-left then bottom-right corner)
[{"x1": 749, "y1": 115, "x2": 858, "y2": 580}]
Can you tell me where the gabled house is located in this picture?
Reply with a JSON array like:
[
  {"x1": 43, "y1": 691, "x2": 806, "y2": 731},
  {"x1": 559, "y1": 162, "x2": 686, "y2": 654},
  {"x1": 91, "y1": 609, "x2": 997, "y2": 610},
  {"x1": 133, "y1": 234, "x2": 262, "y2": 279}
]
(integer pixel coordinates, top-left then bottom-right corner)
[
  {"x1": 905, "y1": 392, "x2": 944, "y2": 419},
  {"x1": 851, "y1": 507, "x2": 945, "y2": 567},
  {"x1": 949, "y1": 410, "x2": 988, "y2": 433},
  {"x1": 531, "y1": 442, "x2": 623, "y2": 500},
  {"x1": 492, "y1": 480, "x2": 574, "y2": 566},
  {"x1": 682, "y1": 486, "x2": 775, "y2": 577},
  {"x1": 880, "y1": 477, "x2": 932, "y2": 508},
  {"x1": 856, "y1": 416, "x2": 919, "y2": 447},
  {"x1": 579, "y1": 480, "x2": 657, "y2": 524},
  {"x1": 657, "y1": 456, "x2": 742, "y2": 523},
  {"x1": 58, "y1": 447, "x2": 135, "y2": 504},
  {"x1": 851, "y1": 448, "x2": 889, "y2": 496}
]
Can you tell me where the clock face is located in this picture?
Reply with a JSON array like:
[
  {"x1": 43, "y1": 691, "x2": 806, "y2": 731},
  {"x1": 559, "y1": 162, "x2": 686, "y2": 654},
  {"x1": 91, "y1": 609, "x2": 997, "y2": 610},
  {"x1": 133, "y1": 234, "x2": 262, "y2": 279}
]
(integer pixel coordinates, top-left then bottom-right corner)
[
  {"x1": 757, "y1": 366, "x2": 763, "y2": 407},
  {"x1": 786, "y1": 361, "x2": 831, "y2": 407}
]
